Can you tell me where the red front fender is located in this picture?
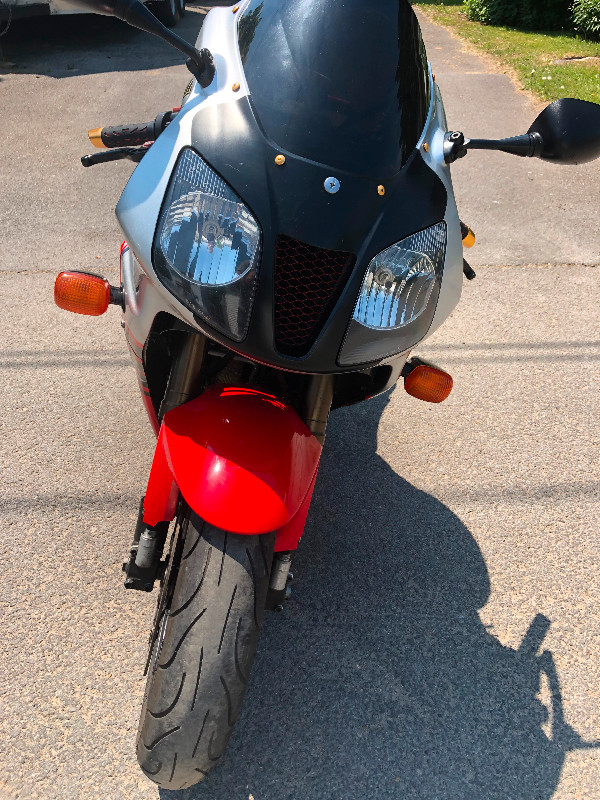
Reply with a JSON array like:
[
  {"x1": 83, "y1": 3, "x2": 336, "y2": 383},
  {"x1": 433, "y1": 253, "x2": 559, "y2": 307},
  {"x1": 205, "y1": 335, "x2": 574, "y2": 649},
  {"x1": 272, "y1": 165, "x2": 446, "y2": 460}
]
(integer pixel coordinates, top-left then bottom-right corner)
[{"x1": 142, "y1": 386, "x2": 322, "y2": 543}]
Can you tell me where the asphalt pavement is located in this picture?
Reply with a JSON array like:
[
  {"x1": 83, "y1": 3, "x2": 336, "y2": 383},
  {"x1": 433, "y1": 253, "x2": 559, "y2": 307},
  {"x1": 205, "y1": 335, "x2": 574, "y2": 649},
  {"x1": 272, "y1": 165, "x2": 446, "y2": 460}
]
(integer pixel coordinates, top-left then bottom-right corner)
[{"x1": 0, "y1": 6, "x2": 599, "y2": 800}]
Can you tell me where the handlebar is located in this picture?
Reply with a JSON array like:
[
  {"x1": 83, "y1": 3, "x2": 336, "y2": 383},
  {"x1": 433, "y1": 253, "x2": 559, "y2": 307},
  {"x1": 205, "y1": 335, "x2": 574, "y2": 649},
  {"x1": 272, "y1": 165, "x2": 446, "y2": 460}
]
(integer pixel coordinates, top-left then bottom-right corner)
[{"x1": 88, "y1": 109, "x2": 179, "y2": 149}]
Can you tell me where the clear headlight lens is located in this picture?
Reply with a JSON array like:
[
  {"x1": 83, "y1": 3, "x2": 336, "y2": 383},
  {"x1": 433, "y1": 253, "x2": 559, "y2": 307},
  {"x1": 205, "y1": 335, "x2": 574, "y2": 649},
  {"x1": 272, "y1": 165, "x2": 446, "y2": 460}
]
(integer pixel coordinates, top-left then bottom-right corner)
[
  {"x1": 339, "y1": 222, "x2": 446, "y2": 365},
  {"x1": 154, "y1": 148, "x2": 261, "y2": 342}
]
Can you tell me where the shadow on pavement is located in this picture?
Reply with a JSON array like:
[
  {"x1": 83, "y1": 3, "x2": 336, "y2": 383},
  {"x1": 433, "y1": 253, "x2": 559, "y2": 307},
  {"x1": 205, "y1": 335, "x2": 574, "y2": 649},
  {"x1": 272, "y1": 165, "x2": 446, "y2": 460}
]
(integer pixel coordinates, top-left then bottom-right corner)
[
  {"x1": 156, "y1": 392, "x2": 597, "y2": 800},
  {"x1": 0, "y1": 3, "x2": 211, "y2": 78}
]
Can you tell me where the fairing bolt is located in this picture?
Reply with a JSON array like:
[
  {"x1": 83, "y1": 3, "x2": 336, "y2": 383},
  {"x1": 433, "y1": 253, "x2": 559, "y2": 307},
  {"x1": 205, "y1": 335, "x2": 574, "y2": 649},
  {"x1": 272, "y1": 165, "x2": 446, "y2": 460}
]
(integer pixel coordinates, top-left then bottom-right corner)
[
  {"x1": 275, "y1": 154, "x2": 286, "y2": 166},
  {"x1": 232, "y1": 82, "x2": 240, "y2": 92},
  {"x1": 377, "y1": 185, "x2": 386, "y2": 196},
  {"x1": 324, "y1": 176, "x2": 341, "y2": 194}
]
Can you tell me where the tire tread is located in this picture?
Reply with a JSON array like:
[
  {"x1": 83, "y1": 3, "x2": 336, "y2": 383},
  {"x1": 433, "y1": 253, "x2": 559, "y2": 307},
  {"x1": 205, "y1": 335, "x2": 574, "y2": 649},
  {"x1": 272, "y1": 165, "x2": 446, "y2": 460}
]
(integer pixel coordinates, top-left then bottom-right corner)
[{"x1": 136, "y1": 515, "x2": 274, "y2": 789}]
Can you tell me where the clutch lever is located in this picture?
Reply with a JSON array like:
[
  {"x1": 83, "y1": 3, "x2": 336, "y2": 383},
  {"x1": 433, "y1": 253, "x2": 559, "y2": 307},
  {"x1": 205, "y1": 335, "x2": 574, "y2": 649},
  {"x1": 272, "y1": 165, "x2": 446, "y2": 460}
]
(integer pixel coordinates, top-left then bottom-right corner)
[{"x1": 81, "y1": 145, "x2": 150, "y2": 167}]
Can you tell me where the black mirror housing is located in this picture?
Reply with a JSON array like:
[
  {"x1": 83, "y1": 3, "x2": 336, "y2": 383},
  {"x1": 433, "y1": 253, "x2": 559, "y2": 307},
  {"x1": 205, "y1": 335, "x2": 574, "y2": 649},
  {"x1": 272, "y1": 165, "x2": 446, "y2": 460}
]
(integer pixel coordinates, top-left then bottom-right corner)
[{"x1": 528, "y1": 98, "x2": 600, "y2": 165}]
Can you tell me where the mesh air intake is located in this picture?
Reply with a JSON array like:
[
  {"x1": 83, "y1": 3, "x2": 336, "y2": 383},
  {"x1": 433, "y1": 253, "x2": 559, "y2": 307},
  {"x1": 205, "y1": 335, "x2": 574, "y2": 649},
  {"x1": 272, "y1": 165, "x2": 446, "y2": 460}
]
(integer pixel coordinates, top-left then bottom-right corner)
[{"x1": 274, "y1": 235, "x2": 356, "y2": 357}]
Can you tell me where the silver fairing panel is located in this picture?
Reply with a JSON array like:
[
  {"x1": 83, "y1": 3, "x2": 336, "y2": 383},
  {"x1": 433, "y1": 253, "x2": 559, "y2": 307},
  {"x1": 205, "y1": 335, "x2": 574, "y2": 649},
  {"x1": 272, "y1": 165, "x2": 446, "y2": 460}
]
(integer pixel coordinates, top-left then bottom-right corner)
[
  {"x1": 117, "y1": 6, "x2": 249, "y2": 356},
  {"x1": 416, "y1": 81, "x2": 463, "y2": 344},
  {"x1": 117, "y1": 7, "x2": 463, "y2": 373}
]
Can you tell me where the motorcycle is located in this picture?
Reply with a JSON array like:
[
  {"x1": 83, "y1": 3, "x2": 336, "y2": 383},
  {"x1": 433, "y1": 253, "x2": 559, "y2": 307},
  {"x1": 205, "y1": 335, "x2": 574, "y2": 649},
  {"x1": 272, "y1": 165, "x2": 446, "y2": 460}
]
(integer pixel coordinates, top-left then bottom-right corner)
[{"x1": 54, "y1": 0, "x2": 600, "y2": 789}]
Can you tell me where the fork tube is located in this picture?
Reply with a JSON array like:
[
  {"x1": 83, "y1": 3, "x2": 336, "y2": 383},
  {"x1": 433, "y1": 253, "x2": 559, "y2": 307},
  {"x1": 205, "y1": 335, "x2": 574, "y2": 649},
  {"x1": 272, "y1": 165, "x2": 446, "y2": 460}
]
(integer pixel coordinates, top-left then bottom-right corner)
[
  {"x1": 301, "y1": 374, "x2": 334, "y2": 445},
  {"x1": 158, "y1": 332, "x2": 208, "y2": 419}
]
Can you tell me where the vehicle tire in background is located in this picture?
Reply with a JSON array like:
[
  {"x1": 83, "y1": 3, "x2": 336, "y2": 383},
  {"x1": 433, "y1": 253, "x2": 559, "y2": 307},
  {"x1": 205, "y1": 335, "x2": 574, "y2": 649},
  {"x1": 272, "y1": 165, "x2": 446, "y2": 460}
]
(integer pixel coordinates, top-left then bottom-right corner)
[
  {"x1": 152, "y1": 0, "x2": 178, "y2": 27},
  {"x1": 137, "y1": 514, "x2": 275, "y2": 790}
]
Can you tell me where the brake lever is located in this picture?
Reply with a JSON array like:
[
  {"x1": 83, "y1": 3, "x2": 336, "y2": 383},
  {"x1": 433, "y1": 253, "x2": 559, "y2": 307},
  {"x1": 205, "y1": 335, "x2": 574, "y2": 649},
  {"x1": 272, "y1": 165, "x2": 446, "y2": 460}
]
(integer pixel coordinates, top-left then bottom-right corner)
[{"x1": 81, "y1": 145, "x2": 150, "y2": 167}]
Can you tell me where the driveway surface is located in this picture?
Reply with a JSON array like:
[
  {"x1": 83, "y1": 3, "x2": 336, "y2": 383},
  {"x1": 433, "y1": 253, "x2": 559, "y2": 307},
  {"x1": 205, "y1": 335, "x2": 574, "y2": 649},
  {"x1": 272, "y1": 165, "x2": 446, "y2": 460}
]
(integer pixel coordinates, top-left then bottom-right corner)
[
  {"x1": 0, "y1": 6, "x2": 598, "y2": 800},
  {"x1": 416, "y1": 10, "x2": 600, "y2": 267}
]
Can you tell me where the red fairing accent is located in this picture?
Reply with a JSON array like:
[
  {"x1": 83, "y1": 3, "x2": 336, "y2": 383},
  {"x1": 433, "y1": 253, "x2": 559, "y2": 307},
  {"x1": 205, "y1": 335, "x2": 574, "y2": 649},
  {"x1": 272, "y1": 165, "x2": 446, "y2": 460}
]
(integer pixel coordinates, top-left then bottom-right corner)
[
  {"x1": 142, "y1": 386, "x2": 322, "y2": 539},
  {"x1": 274, "y1": 468, "x2": 318, "y2": 552},
  {"x1": 144, "y1": 424, "x2": 179, "y2": 523},
  {"x1": 119, "y1": 241, "x2": 128, "y2": 284}
]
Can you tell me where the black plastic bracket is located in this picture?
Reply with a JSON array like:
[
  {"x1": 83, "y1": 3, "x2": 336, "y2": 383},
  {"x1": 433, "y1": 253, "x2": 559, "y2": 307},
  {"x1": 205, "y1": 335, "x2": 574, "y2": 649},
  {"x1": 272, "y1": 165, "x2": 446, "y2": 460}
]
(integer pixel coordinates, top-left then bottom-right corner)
[
  {"x1": 444, "y1": 131, "x2": 469, "y2": 164},
  {"x1": 401, "y1": 356, "x2": 446, "y2": 378},
  {"x1": 109, "y1": 285, "x2": 125, "y2": 309}
]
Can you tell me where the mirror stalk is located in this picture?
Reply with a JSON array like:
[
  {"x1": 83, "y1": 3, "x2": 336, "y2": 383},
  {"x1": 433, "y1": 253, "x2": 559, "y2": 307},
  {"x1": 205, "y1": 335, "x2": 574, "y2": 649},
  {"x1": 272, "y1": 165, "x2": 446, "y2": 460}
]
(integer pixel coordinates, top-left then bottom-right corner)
[
  {"x1": 468, "y1": 133, "x2": 544, "y2": 158},
  {"x1": 444, "y1": 131, "x2": 544, "y2": 164}
]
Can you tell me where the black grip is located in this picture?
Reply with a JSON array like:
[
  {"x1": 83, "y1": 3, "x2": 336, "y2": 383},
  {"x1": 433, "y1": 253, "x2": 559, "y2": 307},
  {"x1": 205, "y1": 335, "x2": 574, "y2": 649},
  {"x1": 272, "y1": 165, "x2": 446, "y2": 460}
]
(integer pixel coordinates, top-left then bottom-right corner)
[{"x1": 101, "y1": 122, "x2": 155, "y2": 148}]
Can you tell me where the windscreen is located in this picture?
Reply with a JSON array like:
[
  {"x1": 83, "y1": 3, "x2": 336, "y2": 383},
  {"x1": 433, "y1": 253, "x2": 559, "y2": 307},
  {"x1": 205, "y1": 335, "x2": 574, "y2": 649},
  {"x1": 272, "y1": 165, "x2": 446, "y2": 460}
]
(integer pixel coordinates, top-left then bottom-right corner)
[{"x1": 238, "y1": 0, "x2": 430, "y2": 178}]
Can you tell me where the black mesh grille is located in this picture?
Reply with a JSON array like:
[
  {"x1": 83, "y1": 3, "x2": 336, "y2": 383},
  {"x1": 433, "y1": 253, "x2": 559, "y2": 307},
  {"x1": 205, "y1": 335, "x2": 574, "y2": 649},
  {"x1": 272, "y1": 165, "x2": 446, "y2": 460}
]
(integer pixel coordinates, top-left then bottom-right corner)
[{"x1": 274, "y1": 235, "x2": 356, "y2": 357}]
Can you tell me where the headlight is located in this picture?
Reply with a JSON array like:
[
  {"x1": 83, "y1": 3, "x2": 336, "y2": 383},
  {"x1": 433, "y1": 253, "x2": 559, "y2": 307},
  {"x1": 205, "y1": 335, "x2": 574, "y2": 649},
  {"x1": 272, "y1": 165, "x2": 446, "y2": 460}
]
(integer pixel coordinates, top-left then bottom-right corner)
[
  {"x1": 338, "y1": 222, "x2": 446, "y2": 365},
  {"x1": 153, "y1": 148, "x2": 261, "y2": 342}
]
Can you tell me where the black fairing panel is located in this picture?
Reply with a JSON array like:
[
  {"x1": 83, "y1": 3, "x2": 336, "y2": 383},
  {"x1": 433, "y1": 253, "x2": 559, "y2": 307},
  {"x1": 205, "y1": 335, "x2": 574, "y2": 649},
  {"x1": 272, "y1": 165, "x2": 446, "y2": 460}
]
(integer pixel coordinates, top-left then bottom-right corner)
[{"x1": 185, "y1": 96, "x2": 447, "y2": 373}]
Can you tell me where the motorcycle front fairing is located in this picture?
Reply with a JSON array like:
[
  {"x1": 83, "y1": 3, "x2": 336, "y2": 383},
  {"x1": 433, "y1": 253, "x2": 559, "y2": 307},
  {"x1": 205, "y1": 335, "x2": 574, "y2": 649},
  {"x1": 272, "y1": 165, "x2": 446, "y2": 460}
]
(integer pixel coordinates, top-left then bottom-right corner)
[
  {"x1": 117, "y1": 0, "x2": 464, "y2": 545},
  {"x1": 117, "y1": 0, "x2": 463, "y2": 376}
]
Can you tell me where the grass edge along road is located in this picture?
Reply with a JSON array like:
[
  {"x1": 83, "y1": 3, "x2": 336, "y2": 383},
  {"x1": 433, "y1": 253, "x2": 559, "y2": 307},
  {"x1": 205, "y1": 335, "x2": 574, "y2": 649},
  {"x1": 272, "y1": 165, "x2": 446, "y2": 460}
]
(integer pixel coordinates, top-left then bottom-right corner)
[{"x1": 414, "y1": 0, "x2": 600, "y2": 105}]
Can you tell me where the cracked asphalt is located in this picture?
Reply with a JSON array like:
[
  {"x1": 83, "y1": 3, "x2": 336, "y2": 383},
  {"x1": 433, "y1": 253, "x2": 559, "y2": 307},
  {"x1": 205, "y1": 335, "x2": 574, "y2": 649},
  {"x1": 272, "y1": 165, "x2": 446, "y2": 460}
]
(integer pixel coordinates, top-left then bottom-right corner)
[{"x1": 0, "y1": 6, "x2": 598, "y2": 800}]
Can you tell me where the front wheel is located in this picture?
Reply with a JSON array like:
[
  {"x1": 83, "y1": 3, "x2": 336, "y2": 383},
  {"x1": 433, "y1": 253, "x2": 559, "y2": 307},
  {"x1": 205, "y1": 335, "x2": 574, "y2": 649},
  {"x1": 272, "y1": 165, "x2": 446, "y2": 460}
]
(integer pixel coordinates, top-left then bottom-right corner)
[{"x1": 137, "y1": 513, "x2": 275, "y2": 790}]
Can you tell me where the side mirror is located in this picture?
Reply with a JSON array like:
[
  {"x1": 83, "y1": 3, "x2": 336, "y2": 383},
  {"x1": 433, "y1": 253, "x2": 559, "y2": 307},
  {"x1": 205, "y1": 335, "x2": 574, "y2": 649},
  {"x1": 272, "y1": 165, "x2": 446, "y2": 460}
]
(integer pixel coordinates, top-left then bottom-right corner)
[
  {"x1": 445, "y1": 97, "x2": 600, "y2": 166},
  {"x1": 63, "y1": 0, "x2": 215, "y2": 87},
  {"x1": 528, "y1": 98, "x2": 600, "y2": 165}
]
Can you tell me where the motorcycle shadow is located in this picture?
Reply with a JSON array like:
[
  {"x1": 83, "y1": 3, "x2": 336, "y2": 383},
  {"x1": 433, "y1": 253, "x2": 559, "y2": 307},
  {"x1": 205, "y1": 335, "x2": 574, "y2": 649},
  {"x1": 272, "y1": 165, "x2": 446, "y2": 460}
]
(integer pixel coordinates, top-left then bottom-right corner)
[{"x1": 161, "y1": 392, "x2": 596, "y2": 800}]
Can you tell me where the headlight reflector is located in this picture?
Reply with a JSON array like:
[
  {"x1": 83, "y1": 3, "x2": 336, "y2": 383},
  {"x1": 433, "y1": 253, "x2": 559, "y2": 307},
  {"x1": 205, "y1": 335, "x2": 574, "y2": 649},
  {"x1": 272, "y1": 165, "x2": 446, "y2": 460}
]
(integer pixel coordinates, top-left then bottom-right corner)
[
  {"x1": 154, "y1": 148, "x2": 261, "y2": 342},
  {"x1": 339, "y1": 223, "x2": 446, "y2": 365}
]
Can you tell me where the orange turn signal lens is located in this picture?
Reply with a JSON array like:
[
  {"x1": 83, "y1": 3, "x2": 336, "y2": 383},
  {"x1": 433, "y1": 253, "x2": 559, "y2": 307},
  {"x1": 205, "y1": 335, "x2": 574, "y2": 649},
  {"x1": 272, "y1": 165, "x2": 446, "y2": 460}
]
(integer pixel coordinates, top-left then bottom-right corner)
[
  {"x1": 462, "y1": 227, "x2": 476, "y2": 248},
  {"x1": 54, "y1": 271, "x2": 111, "y2": 316},
  {"x1": 404, "y1": 364, "x2": 453, "y2": 403},
  {"x1": 460, "y1": 221, "x2": 476, "y2": 248}
]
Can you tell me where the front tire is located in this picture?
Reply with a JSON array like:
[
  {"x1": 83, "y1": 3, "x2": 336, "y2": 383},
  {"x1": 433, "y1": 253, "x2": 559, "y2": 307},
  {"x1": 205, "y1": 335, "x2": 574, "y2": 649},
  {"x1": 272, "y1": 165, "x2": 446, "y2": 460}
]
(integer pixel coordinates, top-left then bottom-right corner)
[{"x1": 137, "y1": 514, "x2": 275, "y2": 790}]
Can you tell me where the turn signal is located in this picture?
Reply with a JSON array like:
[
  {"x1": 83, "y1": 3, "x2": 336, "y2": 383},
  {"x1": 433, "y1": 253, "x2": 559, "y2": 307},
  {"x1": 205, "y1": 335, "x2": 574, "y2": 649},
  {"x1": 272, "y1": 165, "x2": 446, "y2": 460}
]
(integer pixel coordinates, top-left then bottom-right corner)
[
  {"x1": 460, "y1": 221, "x2": 476, "y2": 248},
  {"x1": 54, "y1": 271, "x2": 111, "y2": 316},
  {"x1": 404, "y1": 364, "x2": 453, "y2": 403}
]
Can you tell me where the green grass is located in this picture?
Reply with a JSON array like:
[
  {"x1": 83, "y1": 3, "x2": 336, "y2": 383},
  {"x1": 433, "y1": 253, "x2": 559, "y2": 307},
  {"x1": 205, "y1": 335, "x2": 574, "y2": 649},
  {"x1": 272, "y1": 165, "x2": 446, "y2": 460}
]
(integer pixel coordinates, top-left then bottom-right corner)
[{"x1": 415, "y1": 1, "x2": 600, "y2": 104}]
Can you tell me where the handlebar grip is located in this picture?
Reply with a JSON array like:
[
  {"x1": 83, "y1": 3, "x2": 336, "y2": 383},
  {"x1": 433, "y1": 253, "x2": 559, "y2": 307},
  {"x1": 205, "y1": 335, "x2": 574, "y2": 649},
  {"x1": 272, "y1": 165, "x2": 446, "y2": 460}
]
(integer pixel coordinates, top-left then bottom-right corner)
[{"x1": 89, "y1": 122, "x2": 155, "y2": 149}]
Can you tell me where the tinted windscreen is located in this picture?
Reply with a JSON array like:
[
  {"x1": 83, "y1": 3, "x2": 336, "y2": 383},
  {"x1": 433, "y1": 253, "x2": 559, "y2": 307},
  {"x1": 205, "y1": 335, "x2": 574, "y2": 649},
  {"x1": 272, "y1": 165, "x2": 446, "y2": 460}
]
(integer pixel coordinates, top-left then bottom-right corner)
[{"x1": 238, "y1": 0, "x2": 430, "y2": 178}]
